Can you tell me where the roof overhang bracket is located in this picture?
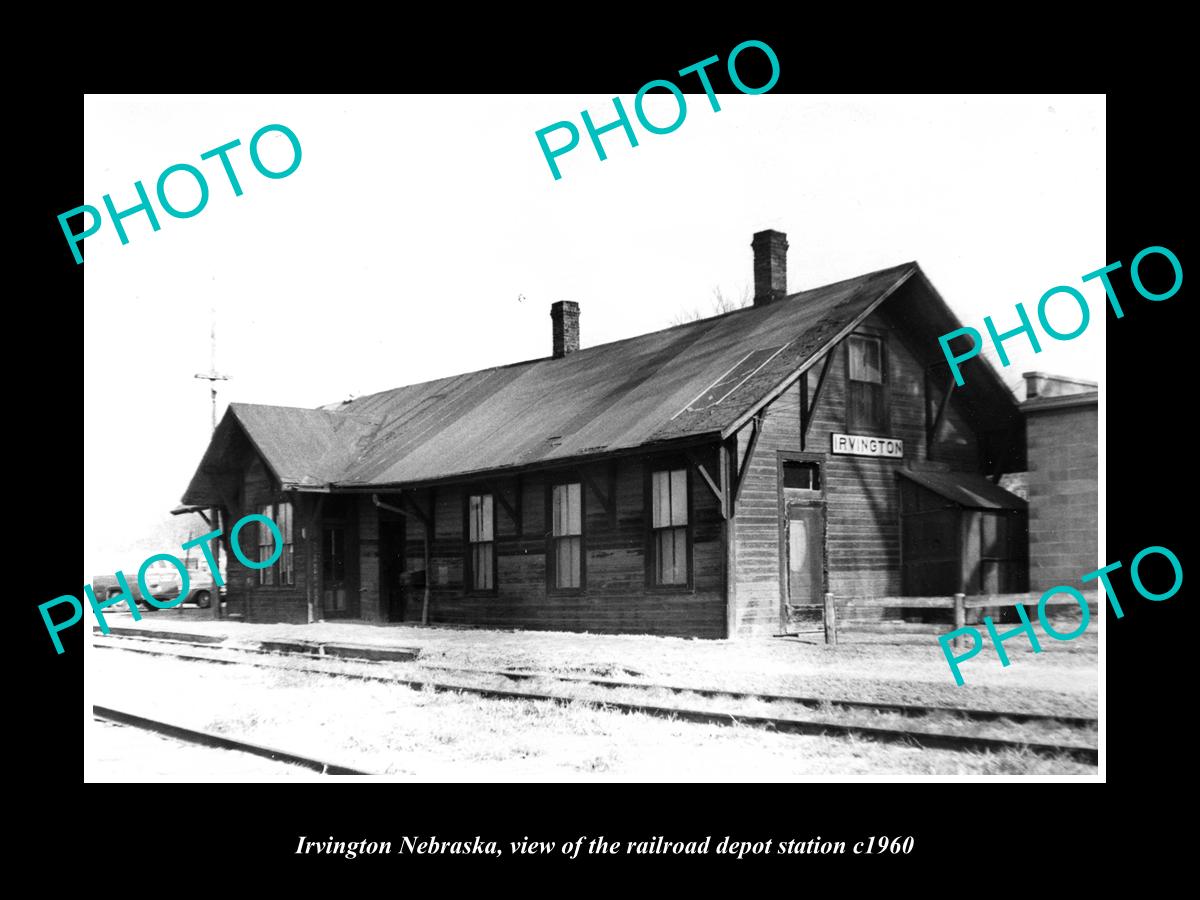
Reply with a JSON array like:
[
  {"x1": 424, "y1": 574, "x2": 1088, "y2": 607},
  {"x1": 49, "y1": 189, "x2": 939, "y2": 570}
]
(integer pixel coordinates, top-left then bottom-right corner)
[
  {"x1": 687, "y1": 446, "x2": 733, "y2": 520},
  {"x1": 401, "y1": 491, "x2": 433, "y2": 530},
  {"x1": 733, "y1": 415, "x2": 764, "y2": 507},
  {"x1": 800, "y1": 350, "x2": 835, "y2": 451},
  {"x1": 483, "y1": 479, "x2": 522, "y2": 533},
  {"x1": 581, "y1": 462, "x2": 618, "y2": 528},
  {"x1": 926, "y1": 367, "x2": 956, "y2": 452}
]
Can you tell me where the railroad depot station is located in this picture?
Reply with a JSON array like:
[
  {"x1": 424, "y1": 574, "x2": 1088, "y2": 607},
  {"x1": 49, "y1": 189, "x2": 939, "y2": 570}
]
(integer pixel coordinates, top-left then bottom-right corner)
[{"x1": 177, "y1": 231, "x2": 1098, "y2": 639}]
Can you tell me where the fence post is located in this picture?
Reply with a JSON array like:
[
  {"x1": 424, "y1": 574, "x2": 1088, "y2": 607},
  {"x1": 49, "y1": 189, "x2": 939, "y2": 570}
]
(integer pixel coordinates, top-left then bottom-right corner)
[
  {"x1": 953, "y1": 593, "x2": 966, "y2": 650},
  {"x1": 823, "y1": 592, "x2": 838, "y2": 645}
]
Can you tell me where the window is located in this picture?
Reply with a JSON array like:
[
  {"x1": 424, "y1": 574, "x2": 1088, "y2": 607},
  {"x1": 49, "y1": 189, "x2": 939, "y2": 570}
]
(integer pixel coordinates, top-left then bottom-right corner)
[
  {"x1": 258, "y1": 504, "x2": 275, "y2": 585},
  {"x1": 550, "y1": 482, "x2": 583, "y2": 590},
  {"x1": 467, "y1": 493, "x2": 496, "y2": 591},
  {"x1": 257, "y1": 500, "x2": 295, "y2": 586},
  {"x1": 847, "y1": 334, "x2": 887, "y2": 432},
  {"x1": 278, "y1": 501, "x2": 294, "y2": 585},
  {"x1": 651, "y1": 468, "x2": 689, "y2": 585},
  {"x1": 782, "y1": 461, "x2": 821, "y2": 491}
]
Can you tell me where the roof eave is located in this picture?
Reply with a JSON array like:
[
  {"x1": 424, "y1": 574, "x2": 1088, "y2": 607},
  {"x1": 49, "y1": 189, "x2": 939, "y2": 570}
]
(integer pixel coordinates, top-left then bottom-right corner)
[
  {"x1": 719, "y1": 266, "x2": 918, "y2": 439},
  {"x1": 326, "y1": 431, "x2": 726, "y2": 493}
]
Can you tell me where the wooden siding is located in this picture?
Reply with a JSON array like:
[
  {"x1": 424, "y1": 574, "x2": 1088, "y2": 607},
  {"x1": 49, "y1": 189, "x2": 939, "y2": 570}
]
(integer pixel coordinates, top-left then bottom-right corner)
[
  {"x1": 225, "y1": 455, "x2": 311, "y2": 624},
  {"x1": 214, "y1": 305, "x2": 1003, "y2": 637},
  {"x1": 396, "y1": 456, "x2": 727, "y2": 638},
  {"x1": 731, "y1": 305, "x2": 985, "y2": 637}
]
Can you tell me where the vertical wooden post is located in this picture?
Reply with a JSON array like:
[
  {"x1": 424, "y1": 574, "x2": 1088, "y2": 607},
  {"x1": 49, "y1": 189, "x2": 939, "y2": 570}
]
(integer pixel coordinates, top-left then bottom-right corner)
[
  {"x1": 210, "y1": 506, "x2": 222, "y2": 620},
  {"x1": 307, "y1": 529, "x2": 316, "y2": 624},
  {"x1": 306, "y1": 495, "x2": 325, "y2": 624},
  {"x1": 823, "y1": 592, "x2": 837, "y2": 645},
  {"x1": 953, "y1": 592, "x2": 966, "y2": 649},
  {"x1": 515, "y1": 474, "x2": 524, "y2": 536},
  {"x1": 724, "y1": 513, "x2": 736, "y2": 640},
  {"x1": 422, "y1": 489, "x2": 434, "y2": 626}
]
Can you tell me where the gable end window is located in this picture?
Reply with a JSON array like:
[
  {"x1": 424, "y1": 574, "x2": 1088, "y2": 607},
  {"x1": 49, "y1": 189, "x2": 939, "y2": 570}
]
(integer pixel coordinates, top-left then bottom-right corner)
[{"x1": 847, "y1": 334, "x2": 887, "y2": 432}]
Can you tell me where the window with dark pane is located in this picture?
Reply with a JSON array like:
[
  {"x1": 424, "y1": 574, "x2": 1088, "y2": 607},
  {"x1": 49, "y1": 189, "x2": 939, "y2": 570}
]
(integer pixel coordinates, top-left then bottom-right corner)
[
  {"x1": 782, "y1": 461, "x2": 821, "y2": 491},
  {"x1": 847, "y1": 334, "x2": 886, "y2": 431},
  {"x1": 468, "y1": 493, "x2": 495, "y2": 591},
  {"x1": 323, "y1": 527, "x2": 346, "y2": 583},
  {"x1": 551, "y1": 483, "x2": 583, "y2": 589},
  {"x1": 651, "y1": 468, "x2": 689, "y2": 585},
  {"x1": 322, "y1": 526, "x2": 347, "y2": 611},
  {"x1": 256, "y1": 501, "x2": 295, "y2": 586},
  {"x1": 278, "y1": 501, "x2": 294, "y2": 585}
]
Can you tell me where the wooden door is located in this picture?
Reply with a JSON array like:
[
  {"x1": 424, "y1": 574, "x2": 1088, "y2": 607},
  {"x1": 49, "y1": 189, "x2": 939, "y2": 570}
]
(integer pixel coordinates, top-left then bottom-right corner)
[
  {"x1": 321, "y1": 524, "x2": 358, "y2": 618},
  {"x1": 783, "y1": 504, "x2": 825, "y2": 633},
  {"x1": 380, "y1": 518, "x2": 408, "y2": 622}
]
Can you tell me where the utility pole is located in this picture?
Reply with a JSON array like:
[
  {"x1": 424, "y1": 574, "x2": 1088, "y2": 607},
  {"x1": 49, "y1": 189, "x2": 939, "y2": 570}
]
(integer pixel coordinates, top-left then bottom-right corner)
[
  {"x1": 194, "y1": 308, "x2": 231, "y2": 620},
  {"x1": 194, "y1": 309, "x2": 232, "y2": 432}
]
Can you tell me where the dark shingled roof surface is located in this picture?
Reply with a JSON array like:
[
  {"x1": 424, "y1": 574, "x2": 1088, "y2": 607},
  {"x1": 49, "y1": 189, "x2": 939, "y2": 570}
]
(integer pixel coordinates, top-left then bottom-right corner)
[
  {"x1": 182, "y1": 263, "x2": 922, "y2": 503},
  {"x1": 229, "y1": 404, "x2": 382, "y2": 487}
]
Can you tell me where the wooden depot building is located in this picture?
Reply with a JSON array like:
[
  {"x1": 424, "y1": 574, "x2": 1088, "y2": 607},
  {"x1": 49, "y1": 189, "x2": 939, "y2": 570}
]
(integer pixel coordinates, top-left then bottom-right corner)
[{"x1": 177, "y1": 231, "x2": 1031, "y2": 639}]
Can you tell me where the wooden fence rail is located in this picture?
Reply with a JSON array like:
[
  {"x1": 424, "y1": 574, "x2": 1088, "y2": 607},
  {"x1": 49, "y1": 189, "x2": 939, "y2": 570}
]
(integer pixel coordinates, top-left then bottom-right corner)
[{"x1": 819, "y1": 591, "x2": 1099, "y2": 646}]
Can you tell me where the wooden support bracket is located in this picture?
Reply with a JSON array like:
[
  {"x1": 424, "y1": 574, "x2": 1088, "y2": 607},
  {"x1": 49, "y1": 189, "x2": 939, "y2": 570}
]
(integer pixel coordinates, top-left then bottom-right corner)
[
  {"x1": 928, "y1": 369, "x2": 956, "y2": 448},
  {"x1": 801, "y1": 352, "x2": 834, "y2": 450},
  {"x1": 581, "y1": 462, "x2": 619, "y2": 527},
  {"x1": 401, "y1": 491, "x2": 432, "y2": 530},
  {"x1": 685, "y1": 448, "x2": 725, "y2": 513},
  {"x1": 485, "y1": 480, "x2": 521, "y2": 531},
  {"x1": 733, "y1": 415, "x2": 763, "y2": 506}
]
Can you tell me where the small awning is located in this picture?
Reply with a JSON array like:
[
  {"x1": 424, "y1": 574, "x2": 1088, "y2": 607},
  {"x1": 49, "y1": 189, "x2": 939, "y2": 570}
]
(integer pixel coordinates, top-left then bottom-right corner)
[{"x1": 897, "y1": 469, "x2": 1027, "y2": 511}]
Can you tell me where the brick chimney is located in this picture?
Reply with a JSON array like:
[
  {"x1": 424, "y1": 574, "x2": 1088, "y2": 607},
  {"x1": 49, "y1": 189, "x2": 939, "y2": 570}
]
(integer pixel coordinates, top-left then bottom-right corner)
[
  {"x1": 752, "y1": 229, "x2": 789, "y2": 306},
  {"x1": 551, "y1": 301, "x2": 580, "y2": 358}
]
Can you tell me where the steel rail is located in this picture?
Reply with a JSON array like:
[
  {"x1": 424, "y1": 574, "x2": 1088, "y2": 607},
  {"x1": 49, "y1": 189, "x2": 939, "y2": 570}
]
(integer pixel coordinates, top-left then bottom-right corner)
[
  {"x1": 94, "y1": 637, "x2": 1098, "y2": 765},
  {"x1": 92, "y1": 704, "x2": 372, "y2": 775}
]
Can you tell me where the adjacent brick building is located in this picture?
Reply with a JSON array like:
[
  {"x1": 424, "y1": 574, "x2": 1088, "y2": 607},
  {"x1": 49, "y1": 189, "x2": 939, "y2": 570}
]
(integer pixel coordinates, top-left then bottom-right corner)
[{"x1": 1021, "y1": 373, "x2": 1098, "y2": 590}]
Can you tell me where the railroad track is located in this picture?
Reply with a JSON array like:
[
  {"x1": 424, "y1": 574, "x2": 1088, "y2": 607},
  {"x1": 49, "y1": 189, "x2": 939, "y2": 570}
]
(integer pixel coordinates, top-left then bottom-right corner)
[
  {"x1": 93, "y1": 630, "x2": 1098, "y2": 728},
  {"x1": 94, "y1": 632, "x2": 1098, "y2": 765},
  {"x1": 93, "y1": 705, "x2": 372, "y2": 775},
  {"x1": 418, "y1": 664, "x2": 1097, "y2": 729}
]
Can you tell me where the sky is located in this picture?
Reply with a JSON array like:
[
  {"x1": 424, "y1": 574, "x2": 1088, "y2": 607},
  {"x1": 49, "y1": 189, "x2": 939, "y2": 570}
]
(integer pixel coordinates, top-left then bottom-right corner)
[{"x1": 82, "y1": 93, "x2": 1105, "y2": 578}]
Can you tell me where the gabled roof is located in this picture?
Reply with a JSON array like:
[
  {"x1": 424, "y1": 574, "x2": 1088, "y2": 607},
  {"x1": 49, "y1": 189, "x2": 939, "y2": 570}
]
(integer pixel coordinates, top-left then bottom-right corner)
[
  {"x1": 898, "y1": 469, "x2": 1027, "y2": 511},
  {"x1": 180, "y1": 260, "x2": 1020, "y2": 506},
  {"x1": 180, "y1": 405, "x2": 381, "y2": 506}
]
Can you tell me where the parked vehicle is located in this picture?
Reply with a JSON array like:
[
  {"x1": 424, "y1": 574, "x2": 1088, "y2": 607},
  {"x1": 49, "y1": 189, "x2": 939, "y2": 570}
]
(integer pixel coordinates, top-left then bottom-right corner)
[{"x1": 91, "y1": 557, "x2": 222, "y2": 609}]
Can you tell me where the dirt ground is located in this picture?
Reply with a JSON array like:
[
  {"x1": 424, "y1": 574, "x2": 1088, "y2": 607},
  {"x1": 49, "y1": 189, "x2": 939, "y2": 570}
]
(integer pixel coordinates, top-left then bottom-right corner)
[
  {"x1": 86, "y1": 651, "x2": 1097, "y2": 780},
  {"x1": 95, "y1": 611, "x2": 1099, "y2": 718}
]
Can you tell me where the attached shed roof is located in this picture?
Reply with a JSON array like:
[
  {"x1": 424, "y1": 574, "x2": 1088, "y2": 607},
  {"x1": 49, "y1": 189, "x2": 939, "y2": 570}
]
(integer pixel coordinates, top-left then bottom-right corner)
[
  {"x1": 180, "y1": 260, "x2": 1021, "y2": 506},
  {"x1": 898, "y1": 469, "x2": 1028, "y2": 511}
]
